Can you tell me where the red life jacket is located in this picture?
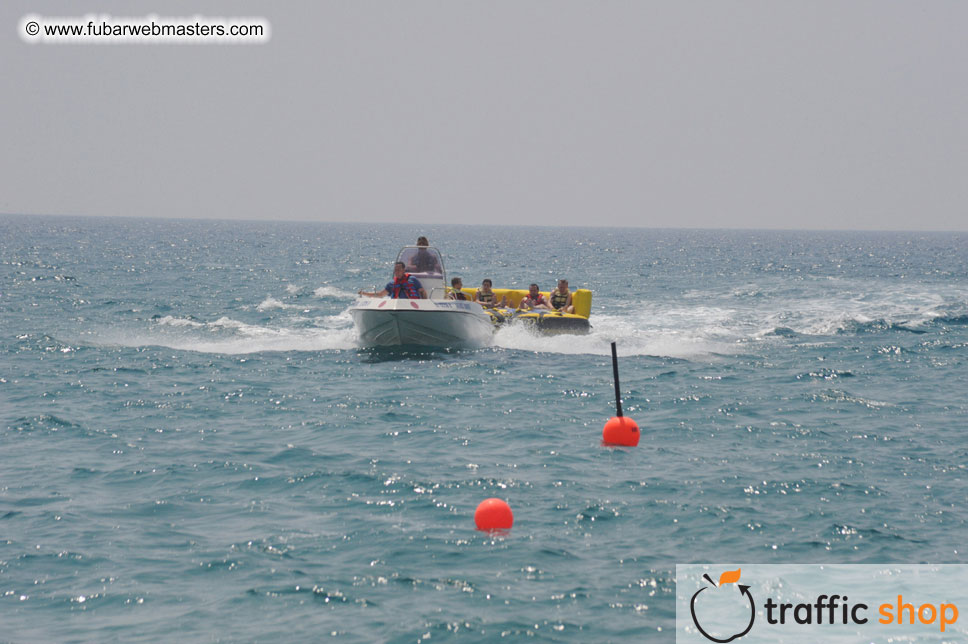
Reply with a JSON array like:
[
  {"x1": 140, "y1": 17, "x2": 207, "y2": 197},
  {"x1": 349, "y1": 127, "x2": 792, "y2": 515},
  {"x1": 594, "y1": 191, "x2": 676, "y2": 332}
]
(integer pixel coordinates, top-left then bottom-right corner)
[{"x1": 390, "y1": 274, "x2": 421, "y2": 299}]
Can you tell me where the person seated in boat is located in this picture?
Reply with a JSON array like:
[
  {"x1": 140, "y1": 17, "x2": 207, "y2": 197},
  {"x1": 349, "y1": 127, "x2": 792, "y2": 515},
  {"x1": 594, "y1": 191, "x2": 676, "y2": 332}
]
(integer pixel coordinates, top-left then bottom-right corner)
[
  {"x1": 358, "y1": 262, "x2": 427, "y2": 299},
  {"x1": 403, "y1": 236, "x2": 442, "y2": 274},
  {"x1": 474, "y1": 278, "x2": 507, "y2": 308},
  {"x1": 448, "y1": 277, "x2": 468, "y2": 300},
  {"x1": 549, "y1": 278, "x2": 575, "y2": 314},
  {"x1": 517, "y1": 283, "x2": 553, "y2": 311}
]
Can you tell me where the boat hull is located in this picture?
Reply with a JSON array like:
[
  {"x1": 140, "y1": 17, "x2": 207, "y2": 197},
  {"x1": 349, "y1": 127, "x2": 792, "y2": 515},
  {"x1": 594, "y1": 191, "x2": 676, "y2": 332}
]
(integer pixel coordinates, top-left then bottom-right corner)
[{"x1": 350, "y1": 298, "x2": 495, "y2": 348}]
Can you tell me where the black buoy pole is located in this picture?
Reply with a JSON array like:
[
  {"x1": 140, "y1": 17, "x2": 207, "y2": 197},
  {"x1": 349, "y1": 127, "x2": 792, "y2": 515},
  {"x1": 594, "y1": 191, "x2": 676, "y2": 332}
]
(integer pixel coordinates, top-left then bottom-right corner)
[
  {"x1": 604, "y1": 341, "x2": 639, "y2": 446},
  {"x1": 611, "y1": 341, "x2": 623, "y2": 418}
]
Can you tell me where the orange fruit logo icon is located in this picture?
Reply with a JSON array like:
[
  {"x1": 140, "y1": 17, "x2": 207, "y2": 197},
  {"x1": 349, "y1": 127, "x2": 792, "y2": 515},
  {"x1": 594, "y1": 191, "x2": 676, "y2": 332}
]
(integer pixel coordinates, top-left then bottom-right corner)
[{"x1": 689, "y1": 569, "x2": 755, "y2": 642}]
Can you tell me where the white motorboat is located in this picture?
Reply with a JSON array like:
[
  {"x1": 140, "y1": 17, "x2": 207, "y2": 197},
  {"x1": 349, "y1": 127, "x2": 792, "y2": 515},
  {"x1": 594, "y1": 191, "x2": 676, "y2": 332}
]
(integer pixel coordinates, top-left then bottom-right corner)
[{"x1": 350, "y1": 246, "x2": 495, "y2": 347}]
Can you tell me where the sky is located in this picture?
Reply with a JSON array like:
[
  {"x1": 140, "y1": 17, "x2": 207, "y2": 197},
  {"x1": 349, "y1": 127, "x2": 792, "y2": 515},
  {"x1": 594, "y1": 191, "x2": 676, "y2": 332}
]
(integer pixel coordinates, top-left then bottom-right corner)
[{"x1": 2, "y1": 1, "x2": 966, "y2": 231}]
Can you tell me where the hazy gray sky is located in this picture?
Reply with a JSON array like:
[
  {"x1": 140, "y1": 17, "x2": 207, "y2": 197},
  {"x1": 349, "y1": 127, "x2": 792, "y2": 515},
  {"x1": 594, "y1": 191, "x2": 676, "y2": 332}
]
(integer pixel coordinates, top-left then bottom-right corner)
[{"x1": 2, "y1": 1, "x2": 966, "y2": 230}]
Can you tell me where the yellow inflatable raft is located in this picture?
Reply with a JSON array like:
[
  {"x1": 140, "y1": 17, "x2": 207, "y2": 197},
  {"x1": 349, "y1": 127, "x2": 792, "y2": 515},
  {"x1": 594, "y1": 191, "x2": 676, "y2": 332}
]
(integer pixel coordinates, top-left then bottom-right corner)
[{"x1": 455, "y1": 287, "x2": 593, "y2": 334}]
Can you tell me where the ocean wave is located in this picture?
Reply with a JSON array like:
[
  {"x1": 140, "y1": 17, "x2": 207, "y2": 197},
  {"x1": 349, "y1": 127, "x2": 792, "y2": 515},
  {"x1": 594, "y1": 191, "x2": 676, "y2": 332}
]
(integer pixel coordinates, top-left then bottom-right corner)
[
  {"x1": 668, "y1": 281, "x2": 968, "y2": 339},
  {"x1": 256, "y1": 296, "x2": 304, "y2": 311},
  {"x1": 933, "y1": 313, "x2": 968, "y2": 326},
  {"x1": 210, "y1": 316, "x2": 248, "y2": 330},
  {"x1": 8, "y1": 413, "x2": 84, "y2": 433},
  {"x1": 314, "y1": 286, "x2": 356, "y2": 299},
  {"x1": 90, "y1": 315, "x2": 361, "y2": 354},
  {"x1": 783, "y1": 304, "x2": 968, "y2": 336},
  {"x1": 122, "y1": 327, "x2": 357, "y2": 354},
  {"x1": 154, "y1": 315, "x2": 205, "y2": 328},
  {"x1": 836, "y1": 319, "x2": 929, "y2": 335},
  {"x1": 317, "y1": 309, "x2": 354, "y2": 328},
  {"x1": 811, "y1": 388, "x2": 893, "y2": 409},
  {"x1": 762, "y1": 326, "x2": 799, "y2": 337}
]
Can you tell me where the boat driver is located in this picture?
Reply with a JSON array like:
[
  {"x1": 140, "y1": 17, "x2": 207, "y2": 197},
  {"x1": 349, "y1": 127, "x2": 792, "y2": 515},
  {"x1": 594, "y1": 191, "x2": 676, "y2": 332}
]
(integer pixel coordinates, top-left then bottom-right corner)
[
  {"x1": 358, "y1": 262, "x2": 427, "y2": 299},
  {"x1": 406, "y1": 236, "x2": 442, "y2": 274},
  {"x1": 517, "y1": 283, "x2": 553, "y2": 310}
]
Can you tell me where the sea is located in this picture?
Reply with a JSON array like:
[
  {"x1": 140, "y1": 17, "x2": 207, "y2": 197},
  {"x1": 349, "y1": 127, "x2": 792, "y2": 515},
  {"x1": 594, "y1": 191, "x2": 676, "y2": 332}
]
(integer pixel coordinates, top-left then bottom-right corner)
[{"x1": 2, "y1": 215, "x2": 967, "y2": 643}]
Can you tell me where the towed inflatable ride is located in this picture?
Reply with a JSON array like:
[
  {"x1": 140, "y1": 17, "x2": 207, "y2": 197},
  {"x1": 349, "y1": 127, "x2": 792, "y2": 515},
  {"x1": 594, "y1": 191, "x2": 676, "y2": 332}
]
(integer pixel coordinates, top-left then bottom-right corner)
[
  {"x1": 463, "y1": 288, "x2": 592, "y2": 335},
  {"x1": 350, "y1": 246, "x2": 592, "y2": 347}
]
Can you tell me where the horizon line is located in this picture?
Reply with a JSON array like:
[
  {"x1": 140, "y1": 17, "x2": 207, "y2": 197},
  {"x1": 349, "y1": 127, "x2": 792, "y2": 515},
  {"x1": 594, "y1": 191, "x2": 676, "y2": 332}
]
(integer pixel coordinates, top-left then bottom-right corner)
[{"x1": 1, "y1": 211, "x2": 966, "y2": 235}]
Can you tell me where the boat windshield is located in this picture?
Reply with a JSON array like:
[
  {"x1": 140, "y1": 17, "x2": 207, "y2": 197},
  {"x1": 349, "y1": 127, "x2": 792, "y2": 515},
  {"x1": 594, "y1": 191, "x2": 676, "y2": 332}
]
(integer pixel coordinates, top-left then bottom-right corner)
[{"x1": 397, "y1": 246, "x2": 444, "y2": 278}]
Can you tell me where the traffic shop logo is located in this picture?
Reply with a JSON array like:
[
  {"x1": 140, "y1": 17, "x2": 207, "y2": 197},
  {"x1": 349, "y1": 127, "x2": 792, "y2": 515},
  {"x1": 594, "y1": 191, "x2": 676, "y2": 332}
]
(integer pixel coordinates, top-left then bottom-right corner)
[{"x1": 683, "y1": 566, "x2": 961, "y2": 642}]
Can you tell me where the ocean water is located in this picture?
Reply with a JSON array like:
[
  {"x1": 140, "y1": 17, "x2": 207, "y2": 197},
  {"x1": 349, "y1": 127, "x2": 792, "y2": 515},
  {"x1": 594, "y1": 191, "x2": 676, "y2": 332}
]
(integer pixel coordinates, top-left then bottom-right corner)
[{"x1": 2, "y1": 215, "x2": 967, "y2": 642}]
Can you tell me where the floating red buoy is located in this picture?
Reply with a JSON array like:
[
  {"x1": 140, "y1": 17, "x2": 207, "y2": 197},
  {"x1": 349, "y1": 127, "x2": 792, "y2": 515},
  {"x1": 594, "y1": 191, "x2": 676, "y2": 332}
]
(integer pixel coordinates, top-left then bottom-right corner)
[
  {"x1": 602, "y1": 341, "x2": 640, "y2": 447},
  {"x1": 603, "y1": 415, "x2": 640, "y2": 446},
  {"x1": 474, "y1": 498, "x2": 513, "y2": 531}
]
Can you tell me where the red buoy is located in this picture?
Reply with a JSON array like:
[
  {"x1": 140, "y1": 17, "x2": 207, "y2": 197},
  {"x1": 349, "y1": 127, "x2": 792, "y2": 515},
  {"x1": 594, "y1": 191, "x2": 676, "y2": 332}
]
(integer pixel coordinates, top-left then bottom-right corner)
[
  {"x1": 602, "y1": 341, "x2": 640, "y2": 446},
  {"x1": 603, "y1": 415, "x2": 640, "y2": 446},
  {"x1": 474, "y1": 498, "x2": 513, "y2": 531}
]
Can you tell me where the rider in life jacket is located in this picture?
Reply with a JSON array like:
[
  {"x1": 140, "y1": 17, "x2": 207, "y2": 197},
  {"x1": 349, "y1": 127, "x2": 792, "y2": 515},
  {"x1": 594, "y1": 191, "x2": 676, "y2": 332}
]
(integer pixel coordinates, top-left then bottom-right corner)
[
  {"x1": 474, "y1": 278, "x2": 507, "y2": 309},
  {"x1": 549, "y1": 278, "x2": 575, "y2": 314},
  {"x1": 448, "y1": 277, "x2": 469, "y2": 300},
  {"x1": 517, "y1": 283, "x2": 553, "y2": 311},
  {"x1": 358, "y1": 262, "x2": 427, "y2": 299}
]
